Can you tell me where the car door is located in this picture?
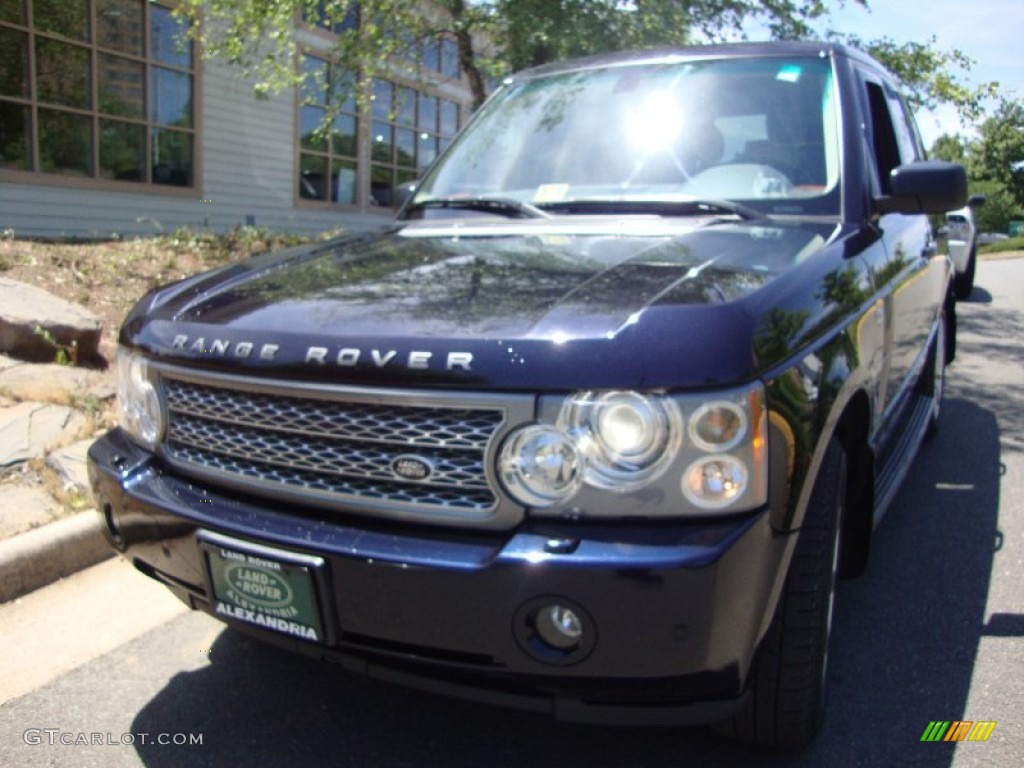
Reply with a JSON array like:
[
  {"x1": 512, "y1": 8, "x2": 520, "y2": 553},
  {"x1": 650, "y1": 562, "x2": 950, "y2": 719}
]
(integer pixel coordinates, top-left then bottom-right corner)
[{"x1": 860, "y1": 74, "x2": 944, "y2": 424}]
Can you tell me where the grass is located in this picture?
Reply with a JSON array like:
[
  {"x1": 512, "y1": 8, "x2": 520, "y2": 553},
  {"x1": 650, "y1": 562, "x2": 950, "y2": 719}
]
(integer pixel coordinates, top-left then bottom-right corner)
[{"x1": 979, "y1": 236, "x2": 1024, "y2": 255}]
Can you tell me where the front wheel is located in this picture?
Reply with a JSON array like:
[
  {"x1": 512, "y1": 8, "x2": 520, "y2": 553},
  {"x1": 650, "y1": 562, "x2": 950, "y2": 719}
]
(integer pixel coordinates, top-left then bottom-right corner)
[{"x1": 717, "y1": 438, "x2": 847, "y2": 749}]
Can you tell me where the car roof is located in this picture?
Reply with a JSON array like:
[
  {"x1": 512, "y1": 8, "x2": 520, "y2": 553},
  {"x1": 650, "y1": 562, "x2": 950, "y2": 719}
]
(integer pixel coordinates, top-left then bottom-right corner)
[{"x1": 507, "y1": 41, "x2": 880, "y2": 83}]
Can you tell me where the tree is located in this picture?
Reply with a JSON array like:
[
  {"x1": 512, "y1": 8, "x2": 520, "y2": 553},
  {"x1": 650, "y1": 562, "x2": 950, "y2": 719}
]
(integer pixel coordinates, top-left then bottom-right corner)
[
  {"x1": 973, "y1": 99, "x2": 1024, "y2": 209},
  {"x1": 176, "y1": 1, "x2": 997, "y2": 125},
  {"x1": 931, "y1": 102, "x2": 1024, "y2": 233},
  {"x1": 968, "y1": 180, "x2": 1021, "y2": 234},
  {"x1": 839, "y1": 35, "x2": 998, "y2": 124},
  {"x1": 929, "y1": 133, "x2": 969, "y2": 166},
  {"x1": 179, "y1": 1, "x2": 856, "y2": 111}
]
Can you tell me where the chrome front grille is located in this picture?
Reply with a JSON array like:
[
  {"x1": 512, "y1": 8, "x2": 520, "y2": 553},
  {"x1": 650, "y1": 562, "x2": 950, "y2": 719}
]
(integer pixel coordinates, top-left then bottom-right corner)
[{"x1": 160, "y1": 373, "x2": 518, "y2": 520}]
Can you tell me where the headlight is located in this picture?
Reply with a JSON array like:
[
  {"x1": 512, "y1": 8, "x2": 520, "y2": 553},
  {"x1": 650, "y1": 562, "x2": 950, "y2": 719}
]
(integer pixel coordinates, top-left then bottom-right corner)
[
  {"x1": 514, "y1": 383, "x2": 767, "y2": 517},
  {"x1": 688, "y1": 401, "x2": 746, "y2": 452},
  {"x1": 558, "y1": 391, "x2": 681, "y2": 490},
  {"x1": 679, "y1": 388, "x2": 766, "y2": 510},
  {"x1": 116, "y1": 347, "x2": 164, "y2": 449},
  {"x1": 499, "y1": 425, "x2": 583, "y2": 507}
]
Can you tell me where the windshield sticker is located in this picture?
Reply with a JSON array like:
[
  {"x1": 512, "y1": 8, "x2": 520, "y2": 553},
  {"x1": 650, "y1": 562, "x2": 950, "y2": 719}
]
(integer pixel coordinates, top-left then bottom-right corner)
[
  {"x1": 776, "y1": 64, "x2": 802, "y2": 83},
  {"x1": 533, "y1": 183, "x2": 570, "y2": 203}
]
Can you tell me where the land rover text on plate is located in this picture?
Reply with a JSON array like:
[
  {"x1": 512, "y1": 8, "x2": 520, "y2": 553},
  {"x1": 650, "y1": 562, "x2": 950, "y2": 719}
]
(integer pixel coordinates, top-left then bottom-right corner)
[{"x1": 89, "y1": 42, "x2": 966, "y2": 748}]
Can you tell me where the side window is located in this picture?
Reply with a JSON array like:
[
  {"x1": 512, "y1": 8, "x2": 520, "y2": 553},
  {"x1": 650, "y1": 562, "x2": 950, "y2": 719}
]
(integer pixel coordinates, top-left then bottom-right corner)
[
  {"x1": 864, "y1": 81, "x2": 901, "y2": 193},
  {"x1": 885, "y1": 88, "x2": 921, "y2": 163}
]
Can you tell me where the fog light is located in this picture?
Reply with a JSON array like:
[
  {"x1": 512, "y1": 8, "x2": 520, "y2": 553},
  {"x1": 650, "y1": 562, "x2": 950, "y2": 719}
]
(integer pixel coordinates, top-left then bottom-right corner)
[
  {"x1": 535, "y1": 604, "x2": 583, "y2": 651},
  {"x1": 514, "y1": 597, "x2": 595, "y2": 665}
]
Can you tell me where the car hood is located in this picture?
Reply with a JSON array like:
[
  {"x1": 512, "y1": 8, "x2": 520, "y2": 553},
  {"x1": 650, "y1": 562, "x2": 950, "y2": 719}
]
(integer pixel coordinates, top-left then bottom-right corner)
[{"x1": 124, "y1": 216, "x2": 840, "y2": 390}]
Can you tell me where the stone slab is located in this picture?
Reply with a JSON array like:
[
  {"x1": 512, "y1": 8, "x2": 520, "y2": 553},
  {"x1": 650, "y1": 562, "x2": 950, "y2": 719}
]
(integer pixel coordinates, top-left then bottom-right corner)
[
  {"x1": 46, "y1": 437, "x2": 96, "y2": 494},
  {"x1": 0, "y1": 278, "x2": 102, "y2": 365},
  {"x1": 0, "y1": 487, "x2": 60, "y2": 539},
  {"x1": 0, "y1": 360, "x2": 115, "y2": 404},
  {"x1": 0, "y1": 402, "x2": 87, "y2": 466}
]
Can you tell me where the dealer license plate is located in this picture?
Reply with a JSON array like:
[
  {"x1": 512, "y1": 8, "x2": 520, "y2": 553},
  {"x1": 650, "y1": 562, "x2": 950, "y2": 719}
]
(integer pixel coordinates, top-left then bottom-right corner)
[{"x1": 198, "y1": 531, "x2": 327, "y2": 644}]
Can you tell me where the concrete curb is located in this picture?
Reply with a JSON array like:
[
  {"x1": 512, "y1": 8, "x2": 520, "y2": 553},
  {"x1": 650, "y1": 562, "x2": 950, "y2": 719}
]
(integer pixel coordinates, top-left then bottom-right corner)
[{"x1": 0, "y1": 510, "x2": 114, "y2": 603}]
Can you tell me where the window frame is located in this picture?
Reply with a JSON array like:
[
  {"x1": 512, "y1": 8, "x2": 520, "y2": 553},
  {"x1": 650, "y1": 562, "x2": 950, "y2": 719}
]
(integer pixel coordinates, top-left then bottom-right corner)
[
  {"x1": 0, "y1": 0, "x2": 200, "y2": 196},
  {"x1": 293, "y1": 54, "x2": 467, "y2": 212},
  {"x1": 295, "y1": 51, "x2": 361, "y2": 208}
]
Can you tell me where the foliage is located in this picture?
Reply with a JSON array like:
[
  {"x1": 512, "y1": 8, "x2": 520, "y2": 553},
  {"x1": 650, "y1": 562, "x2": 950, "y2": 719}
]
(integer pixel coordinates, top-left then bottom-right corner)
[
  {"x1": 32, "y1": 325, "x2": 77, "y2": 366},
  {"x1": 973, "y1": 100, "x2": 1024, "y2": 209},
  {"x1": 930, "y1": 133, "x2": 969, "y2": 165},
  {"x1": 177, "y1": 1, "x2": 488, "y2": 105},
  {"x1": 177, "y1": 2, "x2": 1000, "y2": 160},
  {"x1": 969, "y1": 181, "x2": 1022, "y2": 235},
  {"x1": 156, "y1": 226, "x2": 316, "y2": 267},
  {"x1": 930, "y1": 100, "x2": 1024, "y2": 233},
  {"x1": 492, "y1": 0, "x2": 841, "y2": 71},
  {"x1": 840, "y1": 35, "x2": 998, "y2": 123}
]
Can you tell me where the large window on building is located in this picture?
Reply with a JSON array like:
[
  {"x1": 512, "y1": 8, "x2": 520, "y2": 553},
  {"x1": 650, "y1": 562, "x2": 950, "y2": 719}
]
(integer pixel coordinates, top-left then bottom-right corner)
[
  {"x1": 369, "y1": 82, "x2": 460, "y2": 208},
  {"x1": 298, "y1": 54, "x2": 358, "y2": 204},
  {"x1": 422, "y1": 36, "x2": 460, "y2": 81},
  {"x1": 0, "y1": 0, "x2": 195, "y2": 187},
  {"x1": 297, "y1": 4, "x2": 468, "y2": 210}
]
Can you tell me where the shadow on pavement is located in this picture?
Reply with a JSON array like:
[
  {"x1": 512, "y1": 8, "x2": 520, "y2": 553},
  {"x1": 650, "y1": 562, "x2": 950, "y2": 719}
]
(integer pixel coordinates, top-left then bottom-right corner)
[
  {"x1": 131, "y1": 398, "x2": 1004, "y2": 768},
  {"x1": 961, "y1": 285, "x2": 992, "y2": 304}
]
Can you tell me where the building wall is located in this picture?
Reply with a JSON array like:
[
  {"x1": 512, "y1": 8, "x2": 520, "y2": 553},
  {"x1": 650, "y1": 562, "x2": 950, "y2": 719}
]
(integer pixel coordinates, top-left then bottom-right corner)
[
  {"x1": 1, "y1": 2, "x2": 480, "y2": 240},
  {"x1": 0, "y1": 56, "x2": 391, "y2": 239}
]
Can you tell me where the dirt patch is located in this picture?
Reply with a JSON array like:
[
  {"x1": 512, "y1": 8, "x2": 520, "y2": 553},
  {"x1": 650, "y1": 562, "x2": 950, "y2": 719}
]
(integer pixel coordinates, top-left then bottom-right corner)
[{"x1": 0, "y1": 228, "x2": 322, "y2": 365}]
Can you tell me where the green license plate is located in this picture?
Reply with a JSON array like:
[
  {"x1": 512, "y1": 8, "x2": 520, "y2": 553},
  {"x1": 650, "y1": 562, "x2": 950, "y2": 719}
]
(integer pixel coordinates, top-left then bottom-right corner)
[{"x1": 198, "y1": 532, "x2": 326, "y2": 644}]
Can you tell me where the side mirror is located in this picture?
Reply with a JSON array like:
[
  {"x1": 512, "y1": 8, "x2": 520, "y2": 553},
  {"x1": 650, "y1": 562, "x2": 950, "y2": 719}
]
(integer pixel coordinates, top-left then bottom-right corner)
[
  {"x1": 876, "y1": 161, "x2": 967, "y2": 215},
  {"x1": 967, "y1": 193, "x2": 986, "y2": 208}
]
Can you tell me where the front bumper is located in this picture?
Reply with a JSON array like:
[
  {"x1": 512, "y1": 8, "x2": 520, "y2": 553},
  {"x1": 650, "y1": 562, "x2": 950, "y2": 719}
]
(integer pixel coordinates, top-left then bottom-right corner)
[{"x1": 88, "y1": 428, "x2": 793, "y2": 725}]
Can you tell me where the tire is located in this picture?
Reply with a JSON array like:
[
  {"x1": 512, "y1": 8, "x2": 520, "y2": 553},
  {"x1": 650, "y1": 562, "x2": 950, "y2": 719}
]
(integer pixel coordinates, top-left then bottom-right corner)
[
  {"x1": 717, "y1": 438, "x2": 847, "y2": 749},
  {"x1": 953, "y1": 246, "x2": 976, "y2": 300},
  {"x1": 924, "y1": 313, "x2": 946, "y2": 440}
]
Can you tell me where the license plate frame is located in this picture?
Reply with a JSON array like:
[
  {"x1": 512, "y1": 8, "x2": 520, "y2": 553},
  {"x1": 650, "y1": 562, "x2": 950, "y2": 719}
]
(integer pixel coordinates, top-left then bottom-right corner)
[{"x1": 198, "y1": 530, "x2": 331, "y2": 645}]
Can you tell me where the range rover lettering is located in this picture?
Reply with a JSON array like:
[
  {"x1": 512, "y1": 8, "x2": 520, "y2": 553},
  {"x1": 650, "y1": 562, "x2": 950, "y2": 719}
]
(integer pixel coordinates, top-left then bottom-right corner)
[{"x1": 89, "y1": 42, "x2": 966, "y2": 748}]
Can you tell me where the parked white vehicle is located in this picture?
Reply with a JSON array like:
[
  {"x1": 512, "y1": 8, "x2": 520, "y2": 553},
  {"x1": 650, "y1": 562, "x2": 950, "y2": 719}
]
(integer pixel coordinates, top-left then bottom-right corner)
[{"x1": 946, "y1": 195, "x2": 985, "y2": 299}]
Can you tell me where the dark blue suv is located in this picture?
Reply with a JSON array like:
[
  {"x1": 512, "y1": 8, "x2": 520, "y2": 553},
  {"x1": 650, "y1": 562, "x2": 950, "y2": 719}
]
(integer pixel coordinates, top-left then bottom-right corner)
[{"x1": 90, "y1": 42, "x2": 966, "y2": 748}]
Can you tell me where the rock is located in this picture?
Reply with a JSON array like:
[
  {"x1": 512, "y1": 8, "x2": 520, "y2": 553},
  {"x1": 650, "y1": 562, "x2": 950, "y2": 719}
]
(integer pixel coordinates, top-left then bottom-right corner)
[
  {"x1": 46, "y1": 437, "x2": 96, "y2": 494},
  {"x1": 0, "y1": 360, "x2": 115, "y2": 404},
  {"x1": 0, "y1": 487, "x2": 60, "y2": 538},
  {"x1": 0, "y1": 278, "x2": 102, "y2": 365},
  {"x1": 0, "y1": 402, "x2": 87, "y2": 466}
]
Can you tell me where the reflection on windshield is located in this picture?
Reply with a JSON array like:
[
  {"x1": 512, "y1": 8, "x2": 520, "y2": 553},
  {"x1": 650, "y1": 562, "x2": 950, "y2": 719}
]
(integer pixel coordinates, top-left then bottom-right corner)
[{"x1": 416, "y1": 56, "x2": 840, "y2": 216}]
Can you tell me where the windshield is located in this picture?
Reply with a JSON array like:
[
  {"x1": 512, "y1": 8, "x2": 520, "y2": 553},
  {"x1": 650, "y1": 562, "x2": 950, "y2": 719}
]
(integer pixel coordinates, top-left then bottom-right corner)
[{"x1": 411, "y1": 55, "x2": 841, "y2": 217}]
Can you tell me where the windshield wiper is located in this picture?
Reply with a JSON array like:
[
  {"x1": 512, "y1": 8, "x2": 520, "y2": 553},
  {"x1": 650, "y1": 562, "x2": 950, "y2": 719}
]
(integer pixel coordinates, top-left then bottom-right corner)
[
  {"x1": 539, "y1": 198, "x2": 765, "y2": 221},
  {"x1": 405, "y1": 196, "x2": 552, "y2": 219}
]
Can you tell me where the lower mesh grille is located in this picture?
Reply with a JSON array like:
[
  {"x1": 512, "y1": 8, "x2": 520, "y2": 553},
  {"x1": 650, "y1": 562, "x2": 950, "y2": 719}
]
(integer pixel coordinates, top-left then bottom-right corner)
[{"x1": 161, "y1": 376, "x2": 507, "y2": 514}]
